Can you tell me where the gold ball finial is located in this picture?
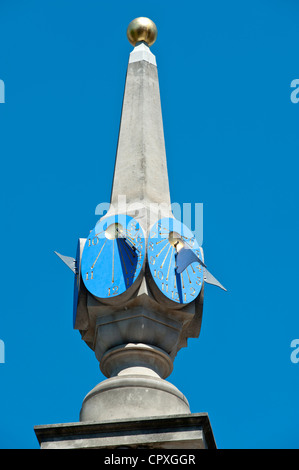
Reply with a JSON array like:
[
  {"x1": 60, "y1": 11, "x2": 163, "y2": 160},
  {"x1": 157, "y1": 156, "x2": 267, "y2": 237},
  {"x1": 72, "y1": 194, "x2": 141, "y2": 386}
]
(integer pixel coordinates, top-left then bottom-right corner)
[{"x1": 127, "y1": 17, "x2": 157, "y2": 47}]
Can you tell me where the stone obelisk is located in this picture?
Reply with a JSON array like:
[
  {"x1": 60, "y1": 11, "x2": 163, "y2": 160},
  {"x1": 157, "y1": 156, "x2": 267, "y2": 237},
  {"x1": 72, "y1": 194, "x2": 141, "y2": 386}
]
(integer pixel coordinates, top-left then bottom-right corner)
[{"x1": 34, "y1": 18, "x2": 216, "y2": 449}]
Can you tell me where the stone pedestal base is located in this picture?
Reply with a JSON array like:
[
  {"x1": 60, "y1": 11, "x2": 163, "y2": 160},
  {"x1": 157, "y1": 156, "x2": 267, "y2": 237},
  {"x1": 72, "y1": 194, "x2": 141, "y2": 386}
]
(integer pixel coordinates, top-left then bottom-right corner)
[
  {"x1": 79, "y1": 375, "x2": 190, "y2": 422},
  {"x1": 34, "y1": 413, "x2": 216, "y2": 449}
]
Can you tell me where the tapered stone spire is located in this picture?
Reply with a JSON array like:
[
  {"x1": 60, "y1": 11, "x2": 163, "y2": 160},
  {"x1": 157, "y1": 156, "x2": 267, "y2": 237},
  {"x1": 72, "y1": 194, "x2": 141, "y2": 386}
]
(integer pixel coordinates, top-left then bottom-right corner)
[{"x1": 108, "y1": 18, "x2": 171, "y2": 221}]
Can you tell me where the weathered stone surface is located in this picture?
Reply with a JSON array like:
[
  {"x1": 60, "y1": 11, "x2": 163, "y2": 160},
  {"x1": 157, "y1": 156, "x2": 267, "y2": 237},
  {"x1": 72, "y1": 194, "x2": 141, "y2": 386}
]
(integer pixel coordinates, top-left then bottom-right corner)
[
  {"x1": 79, "y1": 374, "x2": 190, "y2": 422},
  {"x1": 99, "y1": 343, "x2": 173, "y2": 378}
]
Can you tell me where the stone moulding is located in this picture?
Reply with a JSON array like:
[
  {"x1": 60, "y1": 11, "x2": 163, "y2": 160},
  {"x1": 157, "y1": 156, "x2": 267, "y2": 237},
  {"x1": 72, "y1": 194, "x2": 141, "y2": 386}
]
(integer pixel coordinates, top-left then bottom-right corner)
[{"x1": 34, "y1": 413, "x2": 217, "y2": 449}]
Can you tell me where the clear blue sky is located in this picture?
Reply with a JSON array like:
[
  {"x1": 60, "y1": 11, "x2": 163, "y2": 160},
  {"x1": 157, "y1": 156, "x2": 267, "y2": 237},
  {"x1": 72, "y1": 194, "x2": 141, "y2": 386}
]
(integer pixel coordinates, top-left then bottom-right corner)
[{"x1": 0, "y1": 0, "x2": 299, "y2": 449}]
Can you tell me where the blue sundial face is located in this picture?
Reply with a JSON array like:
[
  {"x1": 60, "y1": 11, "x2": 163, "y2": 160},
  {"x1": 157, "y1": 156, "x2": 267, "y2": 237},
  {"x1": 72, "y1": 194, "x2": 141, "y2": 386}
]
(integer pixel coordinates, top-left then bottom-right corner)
[
  {"x1": 81, "y1": 214, "x2": 145, "y2": 302},
  {"x1": 147, "y1": 217, "x2": 203, "y2": 305}
]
